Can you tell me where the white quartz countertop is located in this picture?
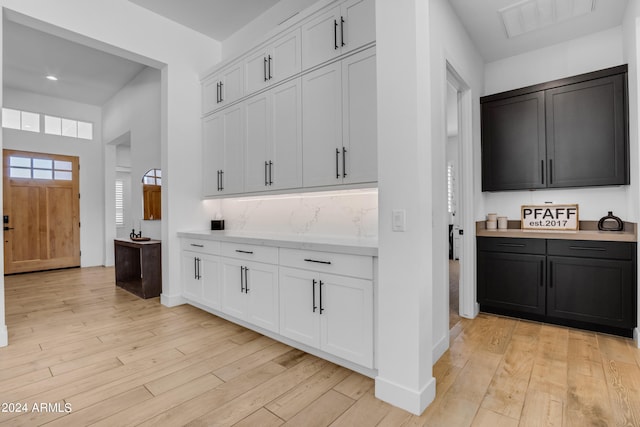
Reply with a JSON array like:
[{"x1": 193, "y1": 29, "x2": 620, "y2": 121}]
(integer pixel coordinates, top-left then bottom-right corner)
[{"x1": 177, "y1": 230, "x2": 378, "y2": 257}]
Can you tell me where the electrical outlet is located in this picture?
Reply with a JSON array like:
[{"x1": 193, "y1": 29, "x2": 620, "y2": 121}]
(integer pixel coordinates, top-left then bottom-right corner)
[{"x1": 392, "y1": 209, "x2": 406, "y2": 232}]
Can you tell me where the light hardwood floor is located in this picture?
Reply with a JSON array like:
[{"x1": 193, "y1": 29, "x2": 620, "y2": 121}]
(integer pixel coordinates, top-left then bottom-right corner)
[{"x1": 1, "y1": 267, "x2": 640, "y2": 426}]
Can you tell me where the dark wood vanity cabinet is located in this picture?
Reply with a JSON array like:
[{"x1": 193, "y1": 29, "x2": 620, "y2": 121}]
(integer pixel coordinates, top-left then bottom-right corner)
[
  {"x1": 481, "y1": 65, "x2": 629, "y2": 191},
  {"x1": 478, "y1": 237, "x2": 637, "y2": 337}
]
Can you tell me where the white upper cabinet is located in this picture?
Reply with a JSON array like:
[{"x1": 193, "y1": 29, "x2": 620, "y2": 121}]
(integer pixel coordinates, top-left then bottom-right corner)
[
  {"x1": 203, "y1": 105, "x2": 244, "y2": 196},
  {"x1": 245, "y1": 29, "x2": 302, "y2": 94},
  {"x1": 303, "y1": 47, "x2": 376, "y2": 188},
  {"x1": 245, "y1": 79, "x2": 302, "y2": 193},
  {"x1": 202, "y1": 61, "x2": 244, "y2": 115},
  {"x1": 301, "y1": 0, "x2": 375, "y2": 70}
]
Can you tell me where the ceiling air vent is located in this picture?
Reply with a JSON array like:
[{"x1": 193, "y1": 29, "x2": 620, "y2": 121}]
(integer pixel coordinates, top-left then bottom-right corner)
[{"x1": 499, "y1": 0, "x2": 596, "y2": 38}]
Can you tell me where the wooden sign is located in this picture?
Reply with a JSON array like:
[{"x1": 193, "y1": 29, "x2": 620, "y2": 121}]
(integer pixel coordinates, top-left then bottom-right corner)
[{"x1": 521, "y1": 204, "x2": 579, "y2": 231}]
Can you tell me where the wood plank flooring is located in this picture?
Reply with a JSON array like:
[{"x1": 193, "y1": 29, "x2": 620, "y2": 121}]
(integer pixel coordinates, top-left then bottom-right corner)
[{"x1": 1, "y1": 266, "x2": 640, "y2": 426}]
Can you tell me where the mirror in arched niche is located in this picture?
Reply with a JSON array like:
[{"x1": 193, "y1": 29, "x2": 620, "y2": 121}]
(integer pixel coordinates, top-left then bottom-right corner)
[{"x1": 142, "y1": 168, "x2": 161, "y2": 220}]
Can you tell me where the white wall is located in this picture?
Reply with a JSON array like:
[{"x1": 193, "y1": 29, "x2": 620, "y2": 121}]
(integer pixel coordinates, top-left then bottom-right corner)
[
  {"x1": 103, "y1": 67, "x2": 162, "y2": 254},
  {"x1": 0, "y1": 0, "x2": 221, "y2": 347},
  {"x1": 3, "y1": 88, "x2": 104, "y2": 267},
  {"x1": 429, "y1": 0, "x2": 485, "y2": 363},
  {"x1": 623, "y1": 0, "x2": 640, "y2": 347},
  {"x1": 482, "y1": 27, "x2": 629, "y2": 223}
]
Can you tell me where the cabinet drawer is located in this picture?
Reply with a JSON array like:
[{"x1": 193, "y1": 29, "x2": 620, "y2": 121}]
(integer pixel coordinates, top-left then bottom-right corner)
[
  {"x1": 477, "y1": 237, "x2": 545, "y2": 255},
  {"x1": 547, "y1": 240, "x2": 635, "y2": 260},
  {"x1": 181, "y1": 238, "x2": 220, "y2": 255},
  {"x1": 279, "y1": 248, "x2": 373, "y2": 279},
  {"x1": 221, "y1": 242, "x2": 278, "y2": 264}
]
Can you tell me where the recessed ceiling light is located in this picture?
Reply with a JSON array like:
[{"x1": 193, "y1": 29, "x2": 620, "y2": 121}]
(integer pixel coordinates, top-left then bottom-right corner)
[{"x1": 46, "y1": 75, "x2": 58, "y2": 81}]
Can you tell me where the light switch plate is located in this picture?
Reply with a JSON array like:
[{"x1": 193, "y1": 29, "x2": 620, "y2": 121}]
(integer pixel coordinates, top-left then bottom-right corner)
[{"x1": 392, "y1": 209, "x2": 406, "y2": 232}]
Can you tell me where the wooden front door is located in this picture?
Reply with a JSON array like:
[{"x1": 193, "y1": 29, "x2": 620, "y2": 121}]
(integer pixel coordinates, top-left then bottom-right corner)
[{"x1": 3, "y1": 150, "x2": 80, "y2": 274}]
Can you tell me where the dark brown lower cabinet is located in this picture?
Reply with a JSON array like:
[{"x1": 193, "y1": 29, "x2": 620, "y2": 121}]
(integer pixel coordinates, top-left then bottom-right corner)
[{"x1": 477, "y1": 237, "x2": 637, "y2": 337}]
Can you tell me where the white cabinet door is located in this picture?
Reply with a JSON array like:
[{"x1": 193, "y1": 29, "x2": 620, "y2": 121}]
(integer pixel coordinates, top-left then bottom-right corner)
[
  {"x1": 245, "y1": 29, "x2": 301, "y2": 95},
  {"x1": 302, "y1": 62, "x2": 342, "y2": 188},
  {"x1": 271, "y1": 29, "x2": 301, "y2": 83},
  {"x1": 342, "y1": 47, "x2": 377, "y2": 185},
  {"x1": 301, "y1": 0, "x2": 375, "y2": 70},
  {"x1": 201, "y1": 255, "x2": 222, "y2": 310},
  {"x1": 244, "y1": 93, "x2": 271, "y2": 192},
  {"x1": 202, "y1": 113, "x2": 223, "y2": 197},
  {"x1": 221, "y1": 258, "x2": 247, "y2": 319},
  {"x1": 219, "y1": 62, "x2": 244, "y2": 107},
  {"x1": 341, "y1": 0, "x2": 375, "y2": 56},
  {"x1": 320, "y1": 272, "x2": 373, "y2": 368},
  {"x1": 244, "y1": 48, "x2": 270, "y2": 95},
  {"x1": 271, "y1": 79, "x2": 302, "y2": 190},
  {"x1": 182, "y1": 251, "x2": 202, "y2": 301},
  {"x1": 202, "y1": 61, "x2": 244, "y2": 114},
  {"x1": 279, "y1": 267, "x2": 320, "y2": 348},
  {"x1": 301, "y1": 6, "x2": 341, "y2": 70},
  {"x1": 245, "y1": 262, "x2": 279, "y2": 333},
  {"x1": 220, "y1": 105, "x2": 244, "y2": 195}
]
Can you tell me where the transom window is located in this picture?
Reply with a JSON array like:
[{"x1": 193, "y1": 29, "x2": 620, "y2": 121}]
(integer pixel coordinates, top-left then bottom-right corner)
[
  {"x1": 2, "y1": 108, "x2": 93, "y2": 140},
  {"x1": 142, "y1": 168, "x2": 161, "y2": 186},
  {"x1": 9, "y1": 156, "x2": 73, "y2": 181}
]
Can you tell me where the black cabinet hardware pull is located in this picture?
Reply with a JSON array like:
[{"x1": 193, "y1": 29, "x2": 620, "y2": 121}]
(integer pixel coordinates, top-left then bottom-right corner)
[
  {"x1": 312, "y1": 279, "x2": 317, "y2": 312},
  {"x1": 319, "y1": 280, "x2": 324, "y2": 314},
  {"x1": 269, "y1": 161, "x2": 273, "y2": 185},
  {"x1": 240, "y1": 266, "x2": 245, "y2": 293},
  {"x1": 304, "y1": 258, "x2": 332, "y2": 265},
  {"x1": 496, "y1": 243, "x2": 525, "y2": 248},
  {"x1": 549, "y1": 159, "x2": 553, "y2": 184},
  {"x1": 569, "y1": 246, "x2": 606, "y2": 251},
  {"x1": 541, "y1": 160, "x2": 544, "y2": 185},
  {"x1": 216, "y1": 82, "x2": 220, "y2": 103},
  {"x1": 244, "y1": 266, "x2": 249, "y2": 293},
  {"x1": 220, "y1": 170, "x2": 224, "y2": 190},
  {"x1": 190, "y1": 243, "x2": 204, "y2": 248},
  {"x1": 341, "y1": 16, "x2": 345, "y2": 46},
  {"x1": 334, "y1": 19, "x2": 338, "y2": 49},
  {"x1": 342, "y1": 147, "x2": 347, "y2": 178},
  {"x1": 194, "y1": 257, "x2": 198, "y2": 279},
  {"x1": 217, "y1": 170, "x2": 220, "y2": 191},
  {"x1": 336, "y1": 148, "x2": 340, "y2": 179},
  {"x1": 268, "y1": 55, "x2": 273, "y2": 79},
  {"x1": 265, "y1": 161, "x2": 269, "y2": 186},
  {"x1": 198, "y1": 258, "x2": 201, "y2": 280},
  {"x1": 264, "y1": 57, "x2": 268, "y2": 82},
  {"x1": 219, "y1": 81, "x2": 224, "y2": 102},
  {"x1": 235, "y1": 249, "x2": 254, "y2": 254}
]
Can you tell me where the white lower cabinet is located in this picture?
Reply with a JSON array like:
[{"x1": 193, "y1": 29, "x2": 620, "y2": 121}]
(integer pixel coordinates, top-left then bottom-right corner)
[
  {"x1": 279, "y1": 266, "x2": 373, "y2": 368},
  {"x1": 221, "y1": 257, "x2": 279, "y2": 333},
  {"x1": 180, "y1": 236, "x2": 375, "y2": 373},
  {"x1": 182, "y1": 251, "x2": 222, "y2": 310}
]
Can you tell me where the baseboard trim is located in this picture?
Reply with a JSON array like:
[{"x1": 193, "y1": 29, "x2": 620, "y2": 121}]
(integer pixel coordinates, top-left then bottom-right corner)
[
  {"x1": 0, "y1": 324, "x2": 7, "y2": 347},
  {"x1": 160, "y1": 293, "x2": 185, "y2": 307},
  {"x1": 432, "y1": 333, "x2": 448, "y2": 362},
  {"x1": 375, "y1": 375, "x2": 436, "y2": 415}
]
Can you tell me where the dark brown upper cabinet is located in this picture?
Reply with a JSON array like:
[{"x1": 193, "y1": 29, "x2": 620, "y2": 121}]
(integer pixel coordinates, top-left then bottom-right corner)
[{"x1": 481, "y1": 65, "x2": 629, "y2": 192}]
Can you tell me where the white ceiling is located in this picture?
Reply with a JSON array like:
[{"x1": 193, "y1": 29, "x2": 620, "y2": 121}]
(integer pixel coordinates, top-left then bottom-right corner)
[
  {"x1": 128, "y1": 0, "x2": 281, "y2": 41},
  {"x1": 3, "y1": 19, "x2": 147, "y2": 106},
  {"x1": 448, "y1": 0, "x2": 629, "y2": 62},
  {"x1": 2, "y1": 1, "x2": 631, "y2": 108}
]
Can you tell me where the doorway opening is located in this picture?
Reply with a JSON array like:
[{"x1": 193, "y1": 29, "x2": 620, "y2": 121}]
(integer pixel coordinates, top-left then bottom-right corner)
[{"x1": 445, "y1": 63, "x2": 473, "y2": 329}]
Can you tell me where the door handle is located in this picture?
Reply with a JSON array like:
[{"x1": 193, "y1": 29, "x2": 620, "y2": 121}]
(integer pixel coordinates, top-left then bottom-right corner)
[
  {"x1": 3, "y1": 227, "x2": 14, "y2": 231},
  {"x1": 264, "y1": 57, "x2": 268, "y2": 82},
  {"x1": 341, "y1": 16, "x2": 345, "y2": 47},
  {"x1": 265, "y1": 161, "x2": 269, "y2": 186},
  {"x1": 334, "y1": 19, "x2": 338, "y2": 49},
  {"x1": 319, "y1": 280, "x2": 324, "y2": 314},
  {"x1": 268, "y1": 55, "x2": 272, "y2": 80},
  {"x1": 342, "y1": 147, "x2": 347, "y2": 178},
  {"x1": 336, "y1": 148, "x2": 340, "y2": 179},
  {"x1": 244, "y1": 266, "x2": 249, "y2": 293},
  {"x1": 312, "y1": 279, "x2": 317, "y2": 312},
  {"x1": 268, "y1": 161, "x2": 273, "y2": 185},
  {"x1": 240, "y1": 266, "x2": 245, "y2": 293}
]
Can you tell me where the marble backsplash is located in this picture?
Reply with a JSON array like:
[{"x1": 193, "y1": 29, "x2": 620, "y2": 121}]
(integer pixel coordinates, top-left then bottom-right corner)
[{"x1": 204, "y1": 189, "x2": 378, "y2": 238}]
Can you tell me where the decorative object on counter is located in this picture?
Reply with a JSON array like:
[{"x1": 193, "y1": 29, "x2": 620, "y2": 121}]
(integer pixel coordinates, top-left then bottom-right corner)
[
  {"x1": 211, "y1": 219, "x2": 225, "y2": 230},
  {"x1": 486, "y1": 213, "x2": 497, "y2": 230},
  {"x1": 598, "y1": 211, "x2": 623, "y2": 231},
  {"x1": 521, "y1": 204, "x2": 579, "y2": 231},
  {"x1": 497, "y1": 216, "x2": 508, "y2": 230},
  {"x1": 130, "y1": 229, "x2": 150, "y2": 242}
]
